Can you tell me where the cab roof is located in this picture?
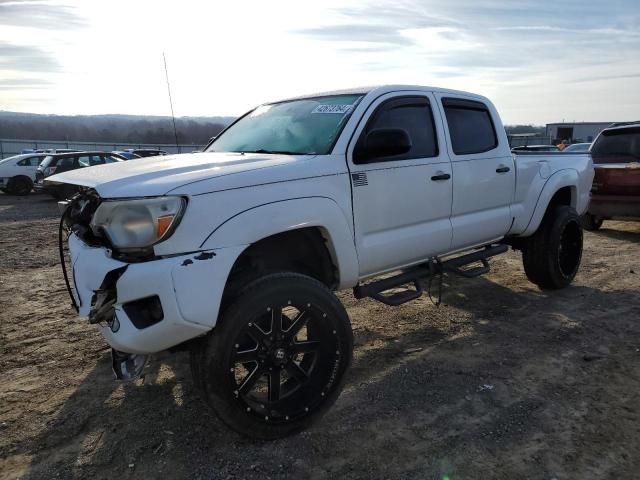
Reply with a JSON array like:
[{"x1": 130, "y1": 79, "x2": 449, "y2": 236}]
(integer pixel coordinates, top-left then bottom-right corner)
[{"x1": 273, "y1": 84, "x2": 489, "y2": 104}]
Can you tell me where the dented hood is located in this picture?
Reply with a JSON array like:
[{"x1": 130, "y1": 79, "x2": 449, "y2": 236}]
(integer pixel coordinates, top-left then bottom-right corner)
[{"x1": 47, "y1": 151, "x2": 307, "y2": 198}]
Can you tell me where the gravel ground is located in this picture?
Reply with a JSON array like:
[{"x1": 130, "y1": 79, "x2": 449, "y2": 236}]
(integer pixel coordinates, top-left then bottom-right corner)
[{"x1": 1, "y1": 192, "x2": 640, "y2": 480}]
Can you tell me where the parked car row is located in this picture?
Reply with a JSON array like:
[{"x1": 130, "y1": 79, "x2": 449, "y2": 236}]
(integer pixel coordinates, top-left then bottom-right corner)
[
  {"x1": 35, "y1": 151, "x2": 126, "y2": 199},
  {"x1": 0, "y1": 148, "x2": 167, "y2": 197},
  {"x1": 21, "y1": 148, "x2": 80, "y2": 154},
  {"x1": 112, "y1": 148, "x2": 168, "y2": 159}
]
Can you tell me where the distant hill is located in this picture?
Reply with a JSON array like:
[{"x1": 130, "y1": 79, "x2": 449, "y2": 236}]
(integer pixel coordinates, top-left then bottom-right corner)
[
  {"x1": 0, "y1": 111, "x2": 236, "y2": 145},
  {"x1": 0, "y1": 112, "x2": 546, "y2": 146}
]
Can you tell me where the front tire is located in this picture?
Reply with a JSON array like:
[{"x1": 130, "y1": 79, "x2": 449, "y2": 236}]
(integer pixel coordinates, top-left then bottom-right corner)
[
  {"x1": 192, "y1": 273, "x2": 353, "y2": 439},
  {"x1": 522, "y1": 205, "x2": 583, "y2": 290}
]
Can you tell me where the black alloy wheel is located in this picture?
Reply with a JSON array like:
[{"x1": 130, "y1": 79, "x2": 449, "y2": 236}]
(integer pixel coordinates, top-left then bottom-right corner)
[
  {"x1": 558, "y1": 219, "x2": 582, "y2": 279},
  {"x1": 192, "y1": 273, "x2": 353, "y2": 439},
  {"x1": 522, "y1": 205, "x2": 583, "y2": 290},
  {"x1": 230, "y1": 301, "x2": 339, "y2": 421}
]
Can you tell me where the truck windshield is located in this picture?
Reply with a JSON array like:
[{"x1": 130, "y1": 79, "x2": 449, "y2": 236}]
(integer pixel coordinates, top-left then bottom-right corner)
[
  {"x1": 207, "y1": 94, "x2": 364, "y2": 155},
  {"x1": 591, "y1": 127, "x2": 640, "y2": 163}
]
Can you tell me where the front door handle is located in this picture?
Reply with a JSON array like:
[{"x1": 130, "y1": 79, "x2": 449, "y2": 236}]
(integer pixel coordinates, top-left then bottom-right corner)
[
  {"x1": 496, "y1": 166, "x2": 511, "y2": 173},
  {"x1": 431, "y1": 172, "x2": 451, "y2": 181}
]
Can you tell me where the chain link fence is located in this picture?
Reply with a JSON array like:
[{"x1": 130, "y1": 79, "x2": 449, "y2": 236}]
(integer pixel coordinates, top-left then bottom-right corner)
[{"x1": 0, "y1": 139, "x2": 206, "y2": 158}]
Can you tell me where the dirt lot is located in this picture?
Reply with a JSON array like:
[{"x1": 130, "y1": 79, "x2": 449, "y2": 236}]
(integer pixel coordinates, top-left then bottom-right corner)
[{"x1": 1, "y1": 193, "x2": 639, "y2": 480}]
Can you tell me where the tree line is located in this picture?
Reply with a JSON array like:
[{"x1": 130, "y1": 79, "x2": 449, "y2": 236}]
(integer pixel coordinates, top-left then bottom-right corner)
[
  {"x1": 0, "y1": 111, "x2": 235, "y2": 145},
  {"x1": 0, "y1": 111, "x2": 545, "y2": 145},
  {"x1": 504, "y1": 125, "x2": 546, "y2": 135}
]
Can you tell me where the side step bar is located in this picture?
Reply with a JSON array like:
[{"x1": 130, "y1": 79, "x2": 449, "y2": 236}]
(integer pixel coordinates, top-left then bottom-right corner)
[{"x1": 353, "y1": 244, "x2": 508, "y2": 306}]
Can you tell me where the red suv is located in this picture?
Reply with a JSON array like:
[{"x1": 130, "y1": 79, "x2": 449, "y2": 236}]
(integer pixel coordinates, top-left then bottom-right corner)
[{"x1": 582, "y1": 122, "x2": 640, "y2": 230}]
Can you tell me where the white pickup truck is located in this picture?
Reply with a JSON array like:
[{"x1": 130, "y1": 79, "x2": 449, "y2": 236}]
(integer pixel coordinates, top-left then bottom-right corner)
[{"x1": 52, "y1": 85, "x2": 593, "y2": 439}]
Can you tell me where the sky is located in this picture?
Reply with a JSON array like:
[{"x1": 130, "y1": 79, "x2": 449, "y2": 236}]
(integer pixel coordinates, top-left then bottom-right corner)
[{"x1": 1, "y1": 0, "x2": 639, "y2": 125}]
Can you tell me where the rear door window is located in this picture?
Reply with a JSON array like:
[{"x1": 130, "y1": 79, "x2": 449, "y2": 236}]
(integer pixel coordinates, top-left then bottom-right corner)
[
  {"x1": 442, "y1": 98, "x2": 498, "y2": 155},
  {"x1": 591, "y1": 127, "x2": 640, "y2": 164}
]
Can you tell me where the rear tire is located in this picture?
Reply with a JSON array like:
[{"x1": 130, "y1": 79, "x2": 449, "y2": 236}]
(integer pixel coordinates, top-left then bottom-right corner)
[
  {"x1": 191, "y1": 272, "x2": 353, "y2": 439},
  {"x1": 522, "y1": 205, "x2": 583, "y2": 290},
  {"x1": 581, "y1": 213, "x2": 603, "y2": 231},
  {"x1": 6, "y1": 177, "x2": 32, "y2": 195}
]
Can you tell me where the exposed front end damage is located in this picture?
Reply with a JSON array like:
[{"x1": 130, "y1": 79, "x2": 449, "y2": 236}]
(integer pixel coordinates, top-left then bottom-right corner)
[{"x1": 58, "y1": 190, "x2": 245, "y2": 362}]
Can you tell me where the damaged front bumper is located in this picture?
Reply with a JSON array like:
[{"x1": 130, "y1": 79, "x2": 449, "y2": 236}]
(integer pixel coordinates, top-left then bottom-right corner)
[{"x1": 66, "y1": 233, "x2": 244, "y2": 355}]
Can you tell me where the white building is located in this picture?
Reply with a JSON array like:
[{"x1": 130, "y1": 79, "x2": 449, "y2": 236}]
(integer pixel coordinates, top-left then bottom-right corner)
[{"x1": 545, "y1": 122, "x2": 617, "y2": 143}]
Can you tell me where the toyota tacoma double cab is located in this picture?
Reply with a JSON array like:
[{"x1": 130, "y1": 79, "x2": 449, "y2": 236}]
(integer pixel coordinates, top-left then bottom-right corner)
[{"x1": 51, "y1": 85, "x2": 594, "y2": 439}]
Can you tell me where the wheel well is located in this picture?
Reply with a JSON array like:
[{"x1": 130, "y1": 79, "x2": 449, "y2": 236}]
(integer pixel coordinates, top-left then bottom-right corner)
[
  {"x1": 223, "y1": 228, "x2": 338, "y2": 302},
  {"x1": 548, "y1": 186, "x2": 574, "y2": 209},
  {"x1": 11, "y1": 175, "x2": 33, "y2": 184},
  {"x1": 505, "y1": 186, "x2": 575, "y2": 251}
]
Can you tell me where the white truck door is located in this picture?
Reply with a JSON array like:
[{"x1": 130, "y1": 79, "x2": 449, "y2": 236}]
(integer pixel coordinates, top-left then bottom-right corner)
[
  {"x1": 435, "y1": 95, "x2": 515, "y2": 250},
  {"x1": 347, "y1": 92, "x2": 453, "y2": 277}
]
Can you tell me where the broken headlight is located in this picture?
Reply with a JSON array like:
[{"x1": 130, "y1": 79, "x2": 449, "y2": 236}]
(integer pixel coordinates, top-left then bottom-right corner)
[{"x1": 90, "y1": 196, "x2": 186, "y2": 250}]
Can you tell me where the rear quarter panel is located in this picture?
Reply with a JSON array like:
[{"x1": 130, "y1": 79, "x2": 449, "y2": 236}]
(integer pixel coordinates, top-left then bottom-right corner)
[{"x1": 509, "y1": 152, "x2": 593, "y2": 236}]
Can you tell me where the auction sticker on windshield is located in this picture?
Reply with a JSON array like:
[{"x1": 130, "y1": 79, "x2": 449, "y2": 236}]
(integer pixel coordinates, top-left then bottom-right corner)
[{"x1": 312, "y1": 104, "x2": 353, "y2": 114}]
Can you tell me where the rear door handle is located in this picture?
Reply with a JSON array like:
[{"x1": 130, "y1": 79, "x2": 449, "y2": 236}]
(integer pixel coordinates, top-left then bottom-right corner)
[
  {"x1": 431, "y1": 172, "x2": 451, "y2": 181},
  {"x1": 496, "y1": 166, "x2": 510, "y2": 173}
]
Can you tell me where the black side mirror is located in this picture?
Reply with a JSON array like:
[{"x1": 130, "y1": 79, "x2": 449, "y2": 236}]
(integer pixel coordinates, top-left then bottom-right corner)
[{"x1": 357, "y1": 128, "x2": 412, "y2": 162}]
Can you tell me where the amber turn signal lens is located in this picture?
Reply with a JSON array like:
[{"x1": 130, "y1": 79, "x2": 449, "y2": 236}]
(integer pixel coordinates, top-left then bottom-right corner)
[{"x1": 157, "y1": 215, "x2": 175, "y2": 239}]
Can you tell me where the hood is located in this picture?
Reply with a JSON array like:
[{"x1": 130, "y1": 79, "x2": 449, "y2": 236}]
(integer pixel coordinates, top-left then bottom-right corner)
[{"x1": 48, "y1": 152, "x2": 308, "y2": 198}]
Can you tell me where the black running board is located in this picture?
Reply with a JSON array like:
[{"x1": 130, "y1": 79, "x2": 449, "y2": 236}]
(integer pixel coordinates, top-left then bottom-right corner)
[{"x1": 353, "y1": 244, "x2": 508, "y2": 306}]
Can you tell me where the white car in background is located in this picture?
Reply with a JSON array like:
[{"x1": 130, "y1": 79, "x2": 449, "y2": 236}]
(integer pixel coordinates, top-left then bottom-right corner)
[{"x1": 0, "y1": 153, "x2": 48, "y2": 195}]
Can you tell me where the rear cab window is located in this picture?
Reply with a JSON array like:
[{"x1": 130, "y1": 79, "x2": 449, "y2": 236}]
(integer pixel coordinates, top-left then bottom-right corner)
[
  {"x1": 591, "y1": 126, "x2": 640, "y2": 164},
  {"x1": 442, "y1": 98, "x2": 498, "y2": 155}
]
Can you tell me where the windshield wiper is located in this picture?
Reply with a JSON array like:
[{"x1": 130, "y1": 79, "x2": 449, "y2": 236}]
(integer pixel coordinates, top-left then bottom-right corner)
[{"x1": 237, "y1": 149, "x2": 310, "y2": 155}]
